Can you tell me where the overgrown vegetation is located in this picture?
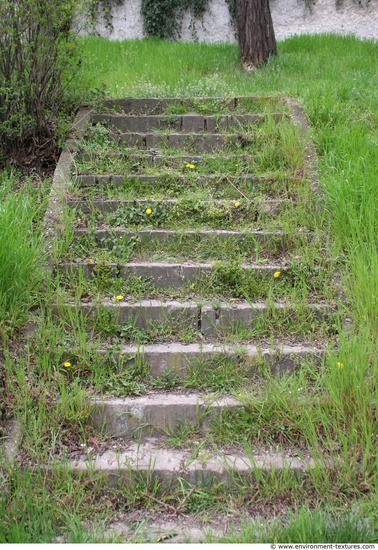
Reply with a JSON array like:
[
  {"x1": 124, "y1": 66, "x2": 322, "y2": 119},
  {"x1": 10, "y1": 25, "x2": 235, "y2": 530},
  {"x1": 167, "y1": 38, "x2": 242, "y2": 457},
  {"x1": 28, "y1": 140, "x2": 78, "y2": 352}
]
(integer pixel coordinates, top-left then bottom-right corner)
[{"x1": 1, "y1": 34, "x2": 377, "y2": 542}]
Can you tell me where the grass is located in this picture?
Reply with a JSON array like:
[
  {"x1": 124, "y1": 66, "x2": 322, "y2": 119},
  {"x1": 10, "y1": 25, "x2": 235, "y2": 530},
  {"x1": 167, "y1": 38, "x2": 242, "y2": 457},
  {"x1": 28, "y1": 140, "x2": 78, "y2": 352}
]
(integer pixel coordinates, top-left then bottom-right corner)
[
  {"x1": 0, "y1": 33, "x2": 377, "y2": 542},
  {"x1": 0, "y1": 171, "x2": 47, "y2": 334}
]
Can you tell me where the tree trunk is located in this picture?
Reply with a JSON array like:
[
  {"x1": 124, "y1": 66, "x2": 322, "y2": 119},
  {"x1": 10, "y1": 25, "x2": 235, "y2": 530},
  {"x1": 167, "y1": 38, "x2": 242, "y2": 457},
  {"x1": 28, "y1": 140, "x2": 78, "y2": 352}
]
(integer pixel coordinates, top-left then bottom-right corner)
[{"x1": 235, "y1": 0, "x2": 277, "y2": 69}]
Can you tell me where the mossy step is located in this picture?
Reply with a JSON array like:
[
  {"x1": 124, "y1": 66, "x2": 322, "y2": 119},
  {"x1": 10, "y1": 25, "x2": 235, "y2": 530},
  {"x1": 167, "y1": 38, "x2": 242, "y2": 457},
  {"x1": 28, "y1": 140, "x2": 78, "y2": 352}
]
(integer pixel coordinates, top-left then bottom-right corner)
[
  {"x1": 77, "y1": 152, "x2": 260, "y2": 169},
  {"x1": 100, "y1": 96, "x2": 283, "y2": 115},
  {"x1": 75, "y1": 173, "x2": 285, "y2": 189},
  {"x1": 68, "y1": 198, "x2": 292, "y2": 217},
  {"x1": 71, "y1": 228, "x2": 305, "y2": 253},
  {"x1": 92, "y1": 113, "x2": 286, "y2": 133},
  {"x1": 91, "y1": 342, "x2": 324, "y2": 378},
  {"x1": 68, "y1": 440, "x2": 317, "y2": 487},
  {"x1": 108, "y1": 131, "x2": 290, "y2": 154},
  {"x1": 91, "y1": 392, "x2": 243, "y2": 439},
  {"x1": 53, "y1": 299, "x2": 334, "y2": 337},
  {"x1": 56, "y1": 261, "x2": 288, "y2": 289}
]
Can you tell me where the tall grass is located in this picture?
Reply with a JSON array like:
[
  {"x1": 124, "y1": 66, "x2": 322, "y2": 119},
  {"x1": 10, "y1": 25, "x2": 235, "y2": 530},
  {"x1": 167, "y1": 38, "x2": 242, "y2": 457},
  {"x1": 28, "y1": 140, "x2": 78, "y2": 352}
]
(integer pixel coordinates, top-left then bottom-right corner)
[{"x1": 0, "y1": 172, "x2": 45, "y2": 333}]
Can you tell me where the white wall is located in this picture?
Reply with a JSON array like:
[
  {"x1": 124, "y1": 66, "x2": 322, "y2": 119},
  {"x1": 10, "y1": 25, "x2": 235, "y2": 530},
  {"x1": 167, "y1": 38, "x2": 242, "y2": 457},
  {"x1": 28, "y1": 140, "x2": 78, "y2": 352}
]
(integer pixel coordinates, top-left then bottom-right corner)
[{"x1": 93, "y1": 0, "x2": 378, "y2": 42}]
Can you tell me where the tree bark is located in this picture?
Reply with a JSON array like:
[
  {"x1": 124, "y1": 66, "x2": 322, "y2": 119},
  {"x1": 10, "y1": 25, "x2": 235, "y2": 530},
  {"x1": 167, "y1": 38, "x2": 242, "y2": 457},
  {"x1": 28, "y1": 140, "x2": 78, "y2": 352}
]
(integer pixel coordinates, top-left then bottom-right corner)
[{"x1": 235, "y1": 0, "x2": 277, "y2": 68}]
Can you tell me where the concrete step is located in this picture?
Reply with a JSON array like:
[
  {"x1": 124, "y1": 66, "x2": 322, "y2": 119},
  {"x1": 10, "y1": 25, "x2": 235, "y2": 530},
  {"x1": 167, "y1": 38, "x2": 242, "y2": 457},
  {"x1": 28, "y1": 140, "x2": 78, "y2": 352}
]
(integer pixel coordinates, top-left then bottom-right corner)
[
  {"x1": 56, "y1": 261, "x2": 289, "y2": 288},
  {"x1": 68, "y1": 198, "x2": 292, "y2": 219},
  {"x1": 91, "y1": 392, "x2": 242, "y2": 438},
  {"x1": 109, "y1": 131, "x2": 286, "y2": 154},
  {"x1": 74, "y1": 173, "x2": 289, "y2": 193},
  {"x1": 90, "y1": 342, "x2": 324, "y2": 378},
  {"x1": 53, "y1": 300, "x2": 335, "y2": 336},
  {"x1": 68, "y1": 440, "x2": 317, "y2": 487},
  {"x1": 77, "y1": 152, "x2": 261, "y2": 172},
  {"x1": 92, "y1": 113, "x2": 285, "y2": 133},
  {"x1": 71, "y1": 228, "x2": 305, "y2": 253},
  {"x1": 100, "y1": 96, "x2": 282, "y2": 115}
]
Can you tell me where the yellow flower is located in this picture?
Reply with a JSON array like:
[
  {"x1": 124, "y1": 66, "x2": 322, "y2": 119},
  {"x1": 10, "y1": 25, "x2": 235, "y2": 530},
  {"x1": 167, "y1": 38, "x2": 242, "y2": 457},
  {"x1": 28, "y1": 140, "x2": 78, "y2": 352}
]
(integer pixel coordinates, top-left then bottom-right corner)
[
  {"x1": 115, "y1": 295, "x2": 124, "y2": 301},
  {"x1": 337, "y1": 362, "x2": 344, "y2": 369},
  {"x1": 145, "y1": 208, "x2": 152, "y2": 215},
  {"x1": 186, "y1": 163, "x2": 195, "y2": 169},
  {"x1": 274, "y1": 271, "x2": 281, "y2": 278},
  {"x1": 63, "y1": 361, "x2": 72, "y2": 368},
  {"x1": 234, "y1": 201, "x2": 240, "y2": 208}
]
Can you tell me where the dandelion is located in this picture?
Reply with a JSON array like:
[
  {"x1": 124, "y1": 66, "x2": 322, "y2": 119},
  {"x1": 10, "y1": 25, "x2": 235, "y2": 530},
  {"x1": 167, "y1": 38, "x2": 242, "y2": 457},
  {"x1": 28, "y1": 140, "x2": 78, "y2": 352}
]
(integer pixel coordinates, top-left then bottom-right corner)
[
  {"x1": 274, "y1": 271, "x2": 281, "y2": 278},
  {"x1": 337, "y1": 362, "x2": 344, "y2": 369},
  {"x1": 145, "y1": 208, "x2": 152, "y2": 215},
  {"x1": 234, "y1": 201, "x2": 240, "y2": 208},
  {"x1": 116, "y1": 295, "x2": 124, "y2": 301},
  {"x1": 63, "y1": 361, "x2": 72, "y2": 368},
  {"x1": 186, "y1": 163, "x2": 195, "y2": 169}
]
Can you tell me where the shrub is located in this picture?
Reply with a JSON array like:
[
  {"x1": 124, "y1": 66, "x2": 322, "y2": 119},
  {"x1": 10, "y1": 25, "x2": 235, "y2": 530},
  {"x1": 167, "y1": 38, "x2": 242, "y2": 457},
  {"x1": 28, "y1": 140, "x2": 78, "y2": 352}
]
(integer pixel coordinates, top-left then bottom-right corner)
[{"x1": 0, "y1": 0, "x2": 83, "y2": 167}]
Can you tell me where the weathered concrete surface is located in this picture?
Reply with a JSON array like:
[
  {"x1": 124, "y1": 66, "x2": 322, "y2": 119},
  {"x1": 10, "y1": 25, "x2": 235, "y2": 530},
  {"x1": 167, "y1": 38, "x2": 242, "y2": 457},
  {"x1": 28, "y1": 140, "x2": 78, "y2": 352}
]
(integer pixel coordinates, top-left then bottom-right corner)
[
  {"x1": 57, "y1": 261, "x2": 288, "y2": 288},
  {"x1": 92, "y1": 393, "x2": 242, "y2": 438},
  {"x1": 71, "y1": 227, "x2": 297, "y2": 253},
  {"x1": 91, "y1": 113, "x2": 284, "y2": 133},
  {"x1": 96, "y1": 342, "x2": 324, "y2": 377},
  {"x1": 100, "y1": 97, "x2": 276, "y2": 114},
  {"x1": 75, "y1": 173, "x2": 270, "y2": 189},
  {"x1": 201, "y1": 301, "x2": 334, "y2": 336},
  {"x1": 69, "y1": 439, "x2": 318, "y2": 486},
  {"x1": 53, "y1": 300, "x2": 199, "y2": 331},
  {"x1": 55, "y1": 299, "x2": 334, "y2": 336},
  {"x1": 67, "y1": 197, "x2": 293, "y2": 219}
]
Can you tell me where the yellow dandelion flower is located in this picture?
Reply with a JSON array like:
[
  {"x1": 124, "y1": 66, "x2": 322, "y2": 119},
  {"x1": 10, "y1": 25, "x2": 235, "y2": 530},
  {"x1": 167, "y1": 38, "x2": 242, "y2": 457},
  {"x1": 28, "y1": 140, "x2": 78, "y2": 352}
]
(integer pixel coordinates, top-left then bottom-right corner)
[
  {"x1": 234, "y1": 201, "x2": 240, "y2": 208},
  {"x1": 63, "y1": 361, "x2": 72, "y2": 368},
  {"x1": 145, "y1": 208, "x2": 152, "y2": 215},
  {"x1": 274, "y1": 271, "x2": 281, "y2": 278},
  {"x1": 186, "y1": 163, "x2": 195, "y2": 169},
  {"x1": 115, "y1": 295, "x2": 124, "y2": 301},
  {"x1": 337, "y1": 362, "x2": 344, "y2": 369}
]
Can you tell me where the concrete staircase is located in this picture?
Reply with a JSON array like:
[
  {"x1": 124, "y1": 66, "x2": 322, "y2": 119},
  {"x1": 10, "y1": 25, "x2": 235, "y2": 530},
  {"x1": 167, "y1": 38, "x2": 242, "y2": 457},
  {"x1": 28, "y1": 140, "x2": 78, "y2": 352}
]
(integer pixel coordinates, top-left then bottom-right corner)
[{"x1": 45, "y1": 96, "x2": 337, "y2": 487}]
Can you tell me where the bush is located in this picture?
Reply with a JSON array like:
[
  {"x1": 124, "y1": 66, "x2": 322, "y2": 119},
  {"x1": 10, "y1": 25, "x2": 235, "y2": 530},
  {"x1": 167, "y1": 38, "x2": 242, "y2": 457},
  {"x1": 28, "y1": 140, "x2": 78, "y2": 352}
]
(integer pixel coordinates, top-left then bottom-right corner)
[{"x1": 0, "y1": 0, "x2": 83, "y2": 167}]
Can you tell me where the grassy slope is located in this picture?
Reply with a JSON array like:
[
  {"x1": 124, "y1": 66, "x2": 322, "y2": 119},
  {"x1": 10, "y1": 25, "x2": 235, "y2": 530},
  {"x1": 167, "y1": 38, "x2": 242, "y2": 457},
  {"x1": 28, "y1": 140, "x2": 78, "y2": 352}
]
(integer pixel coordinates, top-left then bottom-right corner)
[{"x1": 1, "y1": 34, "x2": 377, "y2": 542}]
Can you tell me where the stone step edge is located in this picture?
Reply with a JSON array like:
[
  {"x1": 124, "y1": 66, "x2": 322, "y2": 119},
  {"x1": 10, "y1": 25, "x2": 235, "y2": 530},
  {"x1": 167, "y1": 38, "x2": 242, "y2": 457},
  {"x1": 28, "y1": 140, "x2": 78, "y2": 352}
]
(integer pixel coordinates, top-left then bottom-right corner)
[
  {"x1": 92, "y1": 113, "x2": 286, "y2": 133},
  {"x1": 100, "y1": 96, "x2": 283, "y2": 114},
  {"x1": 67, "y1": 198, "x2": 293, "y2": 208},
  {"x1": 78, "y1": 152, "x2": 261, "y2": 164},
  {"x1": 74, "y1": 173, "x2": 287, "y2": 186},
  {"x1": 53, "y1": 300, "x2": 334, "y2": 336},
  {"x1": 71, "y1": 228, "x2": 306, "y2": 240},
  {"x1": 88, "y1": 343, "x2": 325, "y2": 378},
  {"x1": 91, "y1": 392, "x2": 243, "y2": 438},
  {"x1": 67, "y1": 441, "x2": 320, "y2": 487},
  {"x1": 108, "y1": 131, "x2": 293, "y2": 152},
  {"x1": 56, "y1": 261, "x2": 289, "y2": 289}
]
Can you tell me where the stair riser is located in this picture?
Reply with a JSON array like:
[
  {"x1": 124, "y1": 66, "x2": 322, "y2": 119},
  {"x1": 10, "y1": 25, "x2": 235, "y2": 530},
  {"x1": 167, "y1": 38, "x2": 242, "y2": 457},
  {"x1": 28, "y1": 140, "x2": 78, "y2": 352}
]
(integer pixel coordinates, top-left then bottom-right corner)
[
  {"x1": 109, "y1": 132, "x2": 279, "y2": 154},
  {"x1": 70, "y1": 446, "x2": 315, "y2": 488},
  {"x1": 95, "y1": 346, "x2": 324, "y2": 378},
  {"x1": 68, "y1": 199, "x2": 289, "y2": 221},
  {"x1": 54, "y1": 303, "x2": 334, "y2": 337},
  {"x1": 56, "y1": 262, "x2": 287, "y2": 289},
  {"x1": 71, "y1": 228, "x2": 292, "y2": 252},
  {"x1": 92, "y1": 113, "x2": 285, "y2": 133},
  {"x1": 92, "y1": 396, "x2": 242, "y2": 438},
  {"x1": 100, "y1": 96, "x2": 280, "y2": 115}
]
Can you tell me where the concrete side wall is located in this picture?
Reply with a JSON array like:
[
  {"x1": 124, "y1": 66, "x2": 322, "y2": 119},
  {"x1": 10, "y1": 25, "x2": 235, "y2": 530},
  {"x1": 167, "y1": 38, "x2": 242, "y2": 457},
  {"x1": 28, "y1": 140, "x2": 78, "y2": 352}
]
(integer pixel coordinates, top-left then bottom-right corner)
[{"x1": 93, "y1": 0, "x2": 378, "y2": 42}]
